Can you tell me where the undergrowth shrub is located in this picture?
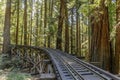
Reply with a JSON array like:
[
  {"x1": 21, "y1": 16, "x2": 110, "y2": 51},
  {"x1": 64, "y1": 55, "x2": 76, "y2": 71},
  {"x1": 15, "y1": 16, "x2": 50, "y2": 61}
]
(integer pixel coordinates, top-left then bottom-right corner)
[{"x1": 0, "y1": 54, "x2": 22, "y2": 70}]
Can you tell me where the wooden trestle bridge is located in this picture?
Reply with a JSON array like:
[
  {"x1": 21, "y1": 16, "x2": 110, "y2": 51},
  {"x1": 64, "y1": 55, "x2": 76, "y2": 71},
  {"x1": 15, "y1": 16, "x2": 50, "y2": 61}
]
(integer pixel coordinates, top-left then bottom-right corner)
[{"x1": 10, "y1": 45, "x2": 120, "y2": 80}]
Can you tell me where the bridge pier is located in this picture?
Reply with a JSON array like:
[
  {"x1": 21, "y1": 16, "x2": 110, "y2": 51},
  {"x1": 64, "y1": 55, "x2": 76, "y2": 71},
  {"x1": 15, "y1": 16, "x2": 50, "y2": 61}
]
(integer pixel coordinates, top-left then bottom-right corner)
[{"x1": 10, "y1": 45, "x2": 56, "y2": 80}]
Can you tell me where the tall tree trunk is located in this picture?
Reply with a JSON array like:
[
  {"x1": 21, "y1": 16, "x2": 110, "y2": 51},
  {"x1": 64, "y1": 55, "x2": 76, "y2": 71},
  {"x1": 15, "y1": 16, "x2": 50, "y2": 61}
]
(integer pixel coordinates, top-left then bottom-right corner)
[
  {"x1": 47, "y1": 0, "x2": 51, "y2": 48},
  {"x1": 44, "y1": 0, "x2": 47, "y2": 47},
  {"x1": 30, "y1": 0, "x2": 33, "y2": 46},
  {"x1": 100, "y1": 5, "x2": 111, "y2": 71},
  {"x1": 71, "y1": 9, "x2": 74, "y2": 54},
  {"x1": 90, "y1": 0, "x2": 111, "y2": 71},
  {"x1": 99, "y1": 0, "x2": 111, "y2": 71},
  {"x1": 3, "y1": 0, "x2": 11, "y2": 55},
  {"x1": 48, "y1": 0, "x2": 53, "y2": 48},
  {"x1": 35, "y1": 2, "x2": 39, "y2": 46},
  {"x1": 114, "y1": 0, "x2": 120, "y2": 74},
  {"x1": 56, "y1": 0, "x2": 64, "y2": 50},
  {"x1": 16, "y1": 0, "x2": 19, "y2": 45},
  {"x1": 78, "y1": 16, "x2": 81, "y2": 57},
  {"x1": 88, "y1": 0, "x2": 93, "y2": 62},
  {"x1": 24, "y1": 0, "x2": 27, "y2": 45},
  {"x1": 89, "y1": 3, "x2": 102, "y2": 63},
  {"x1": 76, "y1": 6, "x2": 79, "y2": 56},
  {"x1": 64, "y1": 1, "x2": 69, "y2": 53}
]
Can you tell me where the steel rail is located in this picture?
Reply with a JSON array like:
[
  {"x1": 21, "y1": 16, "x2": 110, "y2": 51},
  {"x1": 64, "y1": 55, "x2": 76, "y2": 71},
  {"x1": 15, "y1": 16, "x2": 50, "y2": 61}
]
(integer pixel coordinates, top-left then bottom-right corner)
[
  {"x1": 56, "y1": 50, "x2": 120, "y2": 80},
  {"x1": 55, "y1": 50, "x2": 108, "y2": 80},
  {"x1": 45, "y1": 49, "x2": 107, "y2": 80},
  {"x1": 44, "y1": 48, "x2": 77, "y2": 80},
  {"x1": 53, "y1": 51, "x2": 84, "y2": 80},
  {"x1": 55, "y1": 53, "x2": 87, "y2": 80}
]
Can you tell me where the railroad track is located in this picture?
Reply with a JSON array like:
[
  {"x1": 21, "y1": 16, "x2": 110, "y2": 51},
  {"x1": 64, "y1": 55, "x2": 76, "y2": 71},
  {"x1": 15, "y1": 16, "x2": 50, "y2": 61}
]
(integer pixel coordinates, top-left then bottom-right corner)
[{"x1": 44, "y1": 48, "x2": 120, "y2": 80}]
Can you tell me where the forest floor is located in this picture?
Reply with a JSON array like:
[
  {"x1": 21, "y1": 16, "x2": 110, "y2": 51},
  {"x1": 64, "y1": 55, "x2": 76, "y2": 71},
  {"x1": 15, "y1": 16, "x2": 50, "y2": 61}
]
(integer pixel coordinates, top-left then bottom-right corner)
[
  {"x1": 0, "y1": 54, "x2": 39, "y2": 80},
  {"x1": 0, "y1": 69, "x2": 32, "y2": 80},
  {"x1": 0, "y1": 66, "x2": 40, "y2": 80}
]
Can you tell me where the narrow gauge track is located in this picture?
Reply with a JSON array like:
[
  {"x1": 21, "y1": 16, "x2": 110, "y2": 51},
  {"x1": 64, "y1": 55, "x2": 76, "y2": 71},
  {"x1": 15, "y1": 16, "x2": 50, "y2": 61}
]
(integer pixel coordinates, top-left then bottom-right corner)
[
  {"x1": 44, "y1": 48, "x2": 120, "y2": 80},
  {"x1": 56, "y1": 50, "x2": 120, "y2": 80}
]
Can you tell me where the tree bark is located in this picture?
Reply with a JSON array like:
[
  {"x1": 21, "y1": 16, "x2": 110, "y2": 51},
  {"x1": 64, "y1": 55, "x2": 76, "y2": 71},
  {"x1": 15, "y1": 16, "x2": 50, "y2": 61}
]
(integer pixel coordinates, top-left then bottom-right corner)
[
  {"x1": 114, "y1": 0, "x2": 120, "y2": 74},
  {"x1": 16, "y1": 0, "x2": 19, "y2": 45},
  {"x1": 35, "y1": 2, "x2": 39, "y2": 46},
  {"x1": 100, "y1": 5, "x2": 111, "y2": 71},
  {"x1": 64, "y1": 0, "x2": 69, "y2": 53},
  {"x1": 56, "y1": 0, "x2": 64, "y2": 50},
  {"x1": 71, "y1": 9, "x2": 74, "y2": 54},
  {"x1": 44, "y1": 0, "x2": 47, "y2": 47},
  {"x1": 30, "y1": 0, "x2": 33, "y2": 46},
  {"x1": 90, "y1": 0, "x2": 111, "y2": 71},
  {"x1": 48, "y1": 0, "x2": 53, "y2": 48},
  {"x1": 76, "y1": 5, "x2": 79, "y2": 56},
  {"x1": 24, "y1": 0, "x2": 27, "y2": 45},
  {"x1": 3, "y1": 0, "x2": 11, "y2": 55},
  {"x1": 78, "y1": 16, "x2": 81, "y2": 57}
]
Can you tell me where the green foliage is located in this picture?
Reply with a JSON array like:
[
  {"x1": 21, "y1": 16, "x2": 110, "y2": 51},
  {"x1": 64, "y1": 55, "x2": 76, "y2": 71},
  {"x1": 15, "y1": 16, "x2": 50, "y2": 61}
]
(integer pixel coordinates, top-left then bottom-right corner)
[
  {"x1": 0, "y1": 54, "x2": 22, "y2": 70},
  {"x1": 79, "y1": 1, "x2": 96, "y2": 16},
  {"x1": 0, "y1": 54, "x2": 12, "y2": 69},
  {"x1": 108, "y1": 1, "x2": 116, "y2": 29},
  {"x1": 0, "y1": 55, "x2": 31, "y2": 80},
  {"x1": 7, "y1": 72, "x2": 31, "y2": 80}
]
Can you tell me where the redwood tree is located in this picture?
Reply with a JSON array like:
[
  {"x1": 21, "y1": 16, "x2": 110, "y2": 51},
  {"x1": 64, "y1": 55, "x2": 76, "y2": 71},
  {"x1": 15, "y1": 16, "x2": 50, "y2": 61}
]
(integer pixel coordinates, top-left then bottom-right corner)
[
  {"x1": 100, "y1": 0, "x2": 111, "y2": 71},
  {"x1": 16, "y1": 0, "x2": 19, "y2": 45},
  {"x1": 23, "y1": 0, "x2": 27, "y2": 45},
  {"x1": 56, "y1": 0, "x2": 64, "y2": 50},
  {"x1": 71, "y1": 9, "x2": 74, "y2": 54},
  {"x1": 3, "y1": 0, "x2": 11, "y2": 55},
  {"x1": 114, "y1": 0, "x2": 120, "y2": 74},
  {"x1": 44, "y1": 0, "x2": 47, "y2": 47},
  {"x1": 90, "y1": 0, "x2": 111, "y2": 71},
  {"x1": 64, "y1": 0, "x2": 69, "y2": 53},
  {"x1": 75, "y1": 0, "x2": 79, "y2": 56}
]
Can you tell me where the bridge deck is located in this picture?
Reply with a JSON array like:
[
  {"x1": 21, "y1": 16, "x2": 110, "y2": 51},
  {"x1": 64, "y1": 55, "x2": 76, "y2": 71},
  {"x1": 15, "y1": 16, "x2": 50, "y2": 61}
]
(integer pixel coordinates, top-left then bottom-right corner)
[{"x1": 44, "y1": 48, "x2": 120, "y2": 80}]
